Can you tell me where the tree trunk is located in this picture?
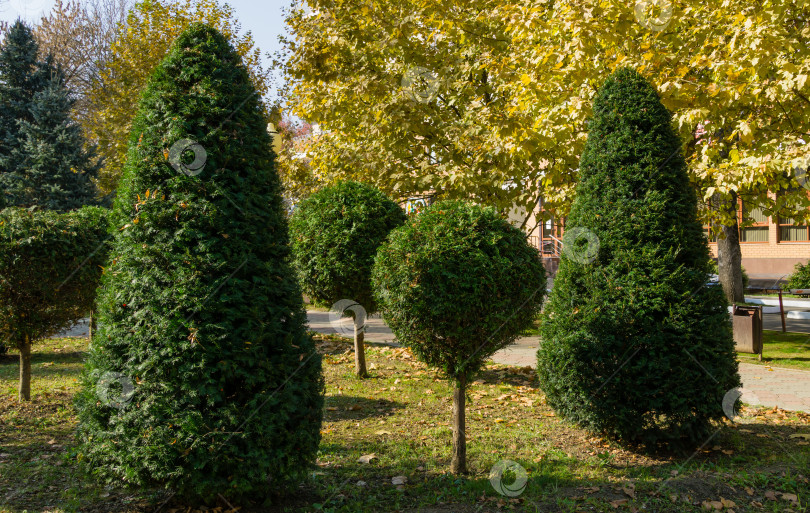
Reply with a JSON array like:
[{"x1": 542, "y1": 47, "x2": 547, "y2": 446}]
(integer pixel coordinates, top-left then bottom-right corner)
[
  {"x1": 89, "y1": 310, "x2": 97, "y2": 342},
  {"x1": 19, "y1": 334, "x2": 31, "y2": 401},
  {"x1": 354, "y1": 322, "x2": 368, "y2": 378},
  {"x1": 717, "y1": 193, "x2": 745, "y2": 304},
  {"x1": 451, "y1": 375, "x2": 467, "y2": 474}
]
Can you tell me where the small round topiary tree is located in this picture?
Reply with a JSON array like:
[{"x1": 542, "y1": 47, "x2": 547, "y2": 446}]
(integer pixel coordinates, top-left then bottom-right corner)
[
  {"x1": 0, "y1": 206, "x2": 107, "y2": 400},
  {"x1": 75, "y1": 24, "x2": 323, "y2": 501},
  {"x1": 289, "y1": 181, "x2": 407, "y2": 377},
  {"x1": 372, "y1": 200, "x2": 546, "y2": 474},
  {"x1": 537, "y1": 68, "x2": 740, "y2": 449}
]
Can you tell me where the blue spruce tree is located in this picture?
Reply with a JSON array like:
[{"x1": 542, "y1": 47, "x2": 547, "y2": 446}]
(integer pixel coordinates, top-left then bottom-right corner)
[{"x1": 0, "y1": 21, "x2": 99, "y2": 210}]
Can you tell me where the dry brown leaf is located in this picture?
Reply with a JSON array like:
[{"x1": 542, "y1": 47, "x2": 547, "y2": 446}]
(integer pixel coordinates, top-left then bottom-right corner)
[
  {"x1": 610, "y1": 499, "x2": 628, "y2": 508},
  {"x1": 782, "y1": 493, "x2": 798, "y2": 504},
  {"x1": 357, "y1": 453, "x2": 377, "y2": 464},
  {"x1": 391, "y1": 475, "x2": 407, "y2": 485},
  {"x1": 701, "y1": 500, "x2": 723, "y2": 510}
]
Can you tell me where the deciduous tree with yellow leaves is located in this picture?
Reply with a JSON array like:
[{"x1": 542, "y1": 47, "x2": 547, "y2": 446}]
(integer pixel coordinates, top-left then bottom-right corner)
[
  {"x1": 281, "y1": 0, "x2": 550, "y2": 230},
  {"x1": 283, "y1": 0, "x2": 810, "y2": 302}
]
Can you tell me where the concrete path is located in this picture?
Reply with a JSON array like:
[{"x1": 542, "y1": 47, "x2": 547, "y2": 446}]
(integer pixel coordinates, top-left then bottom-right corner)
[
  {"x1": 764, "y1": 312, "x2": 810, "y2": 333},
  {"x1": 305, "y1": 310, "x2": 810, "y2": 413},
  {"x1": 55, "y1": 312, "x2": 810, "y2": 413}
]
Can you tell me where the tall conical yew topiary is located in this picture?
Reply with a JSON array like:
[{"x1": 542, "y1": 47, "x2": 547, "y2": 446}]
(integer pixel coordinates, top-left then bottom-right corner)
[
  {"x1": 537, "y1": 68, "x2": 740, "y2": 449},
  {"x1": 76, "y1": 24, "x2": 323, "y2": 500}
]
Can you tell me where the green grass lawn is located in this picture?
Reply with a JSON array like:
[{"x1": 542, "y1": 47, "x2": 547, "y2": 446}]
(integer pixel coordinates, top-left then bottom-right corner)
[
  {"x1": 737, "y1": 330, "x2": 810, "y2": 370},
  {"x1": 1, "y1": 335, "x2": 808, "y2": 512}
]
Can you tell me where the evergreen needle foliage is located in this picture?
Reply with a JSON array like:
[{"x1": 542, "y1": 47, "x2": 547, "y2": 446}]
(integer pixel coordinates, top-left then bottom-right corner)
[
  {"x1": 373, "y1": 200, "x2": 546, "y2": 473},
  {"x1": 289, "y1": 181, "x2": 406, "y2": 377},
  {"x1": 537, "y1": 68, "x2": 740, "y2": 449},
  {"x1": 0, "y1": 21, "x2": 99, "y2": 210},
  {"x1": 76, "y1": 24, "x2": 323, "y2": 501},
  {"x1": 0, "y1": 206, "x2": 107, "y2": 400},
  {"x1": 290, "y1": 181, "x2": 406, "y2": 314}
]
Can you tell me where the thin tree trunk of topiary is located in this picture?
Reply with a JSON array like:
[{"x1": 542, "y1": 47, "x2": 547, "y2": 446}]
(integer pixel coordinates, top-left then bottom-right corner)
[
  {"x1": 354, "y1": 322, "x2": 368, "y2": 378},
  {"x1": 19, "y1": 334, "x2": 31, "y2": 401},
  {"x1": 451, "y1": 375, "x2": 467, "y2": 474},
  {"x1": 89, "y1": 310, "x2": 96, "y2": 342}
]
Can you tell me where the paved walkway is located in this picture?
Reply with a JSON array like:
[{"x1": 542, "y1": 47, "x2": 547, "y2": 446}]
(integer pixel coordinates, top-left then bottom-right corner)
[
  {"x1": 306, "y1": 310, "x2": 810, "y2": 413},
  {"x1": 57, "y1": 312, "x2": 810, "y2": 413}
]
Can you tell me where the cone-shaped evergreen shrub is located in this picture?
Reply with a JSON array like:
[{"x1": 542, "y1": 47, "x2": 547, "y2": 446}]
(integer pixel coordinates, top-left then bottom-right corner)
[
  {"x1": 289, "y1": 181, "x2": 406, "y2": 377},
  {"x1": 373, "y1": 200, "x2": 546, "y2": 473},
  {"x1": 537, "y1": 68, "x2": 740, "y2": 449},
  {"x1": 76, "y1": 24, "x2": 323, "y2": 500}
]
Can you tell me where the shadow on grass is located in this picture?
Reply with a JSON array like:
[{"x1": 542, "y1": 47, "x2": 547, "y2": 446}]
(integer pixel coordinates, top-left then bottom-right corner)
[
  {"x1": 474, "y1": 366, "x2": 538, "y2": 388},
  {"x1": 324, "y1": 395, "x2": 405, "y2": 421},
  {"x1": 0, "y1": 350, "x2": 86, "y2": 385}
]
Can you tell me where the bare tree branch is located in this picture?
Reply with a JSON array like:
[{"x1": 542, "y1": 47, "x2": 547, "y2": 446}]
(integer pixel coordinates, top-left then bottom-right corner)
[{"x1": 33, "y1": 0, "x2": 131, "y2": 123}]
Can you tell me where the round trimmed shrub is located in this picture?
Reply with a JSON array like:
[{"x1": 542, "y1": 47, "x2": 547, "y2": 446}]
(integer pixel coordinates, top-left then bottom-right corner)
[
  {"x1": 372, "y1": 200, "x2": 546, "y2": 473},
  {"x1": 0, "y1": 206, "x2": 107, "y2": 400},
  {"x1": 537, "y1": 68, "x2": 740, "y2": 449},
  {"x1": 75, "y1": 24, "x2": 323, "y2": 501},
  {"x1": 289, "y1": 181, "x2": 406, "y2": 377}
]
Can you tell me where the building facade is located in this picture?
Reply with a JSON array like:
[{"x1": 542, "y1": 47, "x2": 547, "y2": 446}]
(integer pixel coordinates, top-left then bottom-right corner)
[
  {"x1": 528, "y1": 202, "x2": 810, "y2": 281},
  {"x1": 706, "y1": 204, "x2": 810, "y2": 280}
]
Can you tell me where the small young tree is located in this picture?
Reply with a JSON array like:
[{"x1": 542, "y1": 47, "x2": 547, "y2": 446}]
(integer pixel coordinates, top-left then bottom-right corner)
[
  {"x1": 372, "y1": 200, "x2": 546, "y2": 473},
  {"x1": 0, "y1": 206, "x2": 107, "y2": 400},
  {"x1": 537, "y1": 68, "x2": 740, "y2": 448},
  {"x1": 76, "y1": 24, "x2": 323, "y2": 501},
  {"x1": 289, "y1": 181, "x2": 406, "y2": 377}
]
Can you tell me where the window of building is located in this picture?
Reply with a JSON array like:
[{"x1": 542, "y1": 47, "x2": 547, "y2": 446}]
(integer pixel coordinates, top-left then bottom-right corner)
[
  {"x1": 703, "y1": 224, "x2": 718, "y2": 243},
  {"x1": 778, "y1": 216, "x2": 810, "y2": 242},
  {"x1": 540, "y1": 214, "x2": 564, "y2": 257},
  {"x1": 740, "y1": 204, "x2": 769, "y2": 243},
  {"x1": 775, "y1": 186, "x2": 810, "y2": 242}
]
